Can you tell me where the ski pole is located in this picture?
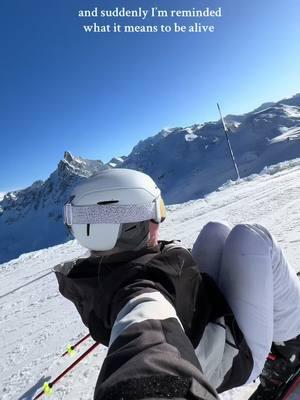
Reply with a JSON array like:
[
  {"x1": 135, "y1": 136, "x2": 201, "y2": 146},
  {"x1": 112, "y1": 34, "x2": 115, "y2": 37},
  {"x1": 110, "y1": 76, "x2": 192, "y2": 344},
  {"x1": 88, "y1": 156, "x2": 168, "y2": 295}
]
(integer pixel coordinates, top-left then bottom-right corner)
[
  {"x1": 217, "y1": 103, "x2": 240, "y2": 180},
  {"x1": 33, "y1": 341, "x2": 100, "y2": 399},
  {"x1": 61, "y1": 333, "x2": 91, "y2": 357}
]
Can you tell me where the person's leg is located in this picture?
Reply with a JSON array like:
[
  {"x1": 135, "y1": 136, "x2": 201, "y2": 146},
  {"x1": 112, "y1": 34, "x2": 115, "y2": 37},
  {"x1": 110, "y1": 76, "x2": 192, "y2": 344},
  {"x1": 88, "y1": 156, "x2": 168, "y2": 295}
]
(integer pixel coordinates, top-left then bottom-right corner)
[
  {"x1": 191, "y1": 221, "x2": 232, "y2": 283},
  {"x1": 246, "y1": 225, "x2": 300, "y2": 399},
  {"x1": 219, "y1": 223, "x2": 300, "y2": 383},
  {"x1": 269, "y1": 223, "x2": 300, "y2": 341}
]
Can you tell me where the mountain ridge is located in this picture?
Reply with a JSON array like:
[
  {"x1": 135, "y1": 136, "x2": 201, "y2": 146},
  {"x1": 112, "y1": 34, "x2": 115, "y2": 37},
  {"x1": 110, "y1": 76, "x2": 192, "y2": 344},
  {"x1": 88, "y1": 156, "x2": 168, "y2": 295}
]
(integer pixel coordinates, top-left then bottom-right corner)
[{"x1": 1, "y1": 93, "x2": 299, "y2": 263}]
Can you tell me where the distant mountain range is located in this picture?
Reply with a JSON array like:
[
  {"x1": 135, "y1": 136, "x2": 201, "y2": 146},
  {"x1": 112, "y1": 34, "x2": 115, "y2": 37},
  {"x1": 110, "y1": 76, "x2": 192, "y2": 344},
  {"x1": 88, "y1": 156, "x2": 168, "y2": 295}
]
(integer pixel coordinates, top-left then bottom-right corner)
[{"x1": 1, "y1": 93, "x2": 299, "y2": 264}]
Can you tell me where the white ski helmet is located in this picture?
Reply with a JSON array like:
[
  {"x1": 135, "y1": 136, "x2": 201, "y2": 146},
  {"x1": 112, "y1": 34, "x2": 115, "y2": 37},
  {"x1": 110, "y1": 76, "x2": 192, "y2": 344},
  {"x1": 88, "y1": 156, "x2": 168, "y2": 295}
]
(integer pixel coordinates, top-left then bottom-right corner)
[{"x1": 64, "y1": 168, "x2": 166, "y2": 251}]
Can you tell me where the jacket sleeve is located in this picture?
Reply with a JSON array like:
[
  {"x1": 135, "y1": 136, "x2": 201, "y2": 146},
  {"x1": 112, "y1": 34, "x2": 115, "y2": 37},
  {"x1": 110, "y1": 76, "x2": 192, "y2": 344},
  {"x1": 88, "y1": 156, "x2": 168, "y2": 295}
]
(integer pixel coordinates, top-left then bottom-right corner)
[
  {"x1": 94, "y1": 289, "x2": 219, "y2": 400},
  {"x1": 54, "y1": 249, "x2": 220, "y2": 399}
]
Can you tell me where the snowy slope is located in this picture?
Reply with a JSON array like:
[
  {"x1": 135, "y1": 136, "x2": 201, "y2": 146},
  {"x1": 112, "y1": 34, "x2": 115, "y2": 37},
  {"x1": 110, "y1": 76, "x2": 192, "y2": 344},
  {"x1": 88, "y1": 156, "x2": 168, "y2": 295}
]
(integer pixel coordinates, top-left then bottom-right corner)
[{"x1": 1, "y1": 159, "x2": 300, "y2": 400}]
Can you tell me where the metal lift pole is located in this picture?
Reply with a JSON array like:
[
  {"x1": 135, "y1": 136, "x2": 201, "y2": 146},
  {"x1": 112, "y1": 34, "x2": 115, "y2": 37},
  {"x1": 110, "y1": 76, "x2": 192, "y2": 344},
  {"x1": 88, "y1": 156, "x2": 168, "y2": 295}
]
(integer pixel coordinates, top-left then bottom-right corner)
[{"x1": 217, "y1": 103, "x2": 240, "y2": 180}]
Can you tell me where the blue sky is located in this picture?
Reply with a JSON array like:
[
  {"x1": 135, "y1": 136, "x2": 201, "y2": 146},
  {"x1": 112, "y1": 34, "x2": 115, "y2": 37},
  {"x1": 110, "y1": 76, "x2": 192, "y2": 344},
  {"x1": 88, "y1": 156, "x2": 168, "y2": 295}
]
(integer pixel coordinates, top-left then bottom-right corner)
[{"x1": 1, "y1": 0, "x2": 300, "y2": 192}]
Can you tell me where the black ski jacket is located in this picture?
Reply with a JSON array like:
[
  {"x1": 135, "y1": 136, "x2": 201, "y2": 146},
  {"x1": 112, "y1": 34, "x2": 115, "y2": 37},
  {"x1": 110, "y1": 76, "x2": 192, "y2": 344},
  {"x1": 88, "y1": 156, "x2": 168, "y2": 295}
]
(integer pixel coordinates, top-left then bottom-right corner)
[{"x1": 54, "y1": 241, "x2": 253, "y2": 400}]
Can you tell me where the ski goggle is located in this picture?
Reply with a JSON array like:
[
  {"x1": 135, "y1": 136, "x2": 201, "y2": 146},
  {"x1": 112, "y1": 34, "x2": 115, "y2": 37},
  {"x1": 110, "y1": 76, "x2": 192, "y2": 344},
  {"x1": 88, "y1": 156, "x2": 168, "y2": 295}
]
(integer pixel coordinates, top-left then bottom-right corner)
[{"x1": 64, "y1": 197, "x2": 166, "y2": 226}]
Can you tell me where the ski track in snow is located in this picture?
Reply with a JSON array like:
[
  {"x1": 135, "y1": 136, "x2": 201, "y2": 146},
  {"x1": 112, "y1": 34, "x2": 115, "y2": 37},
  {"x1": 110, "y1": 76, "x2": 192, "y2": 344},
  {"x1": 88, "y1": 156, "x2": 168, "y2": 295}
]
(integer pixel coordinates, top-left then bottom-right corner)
[{"x1": 1, "y1": 161, "x2": 300, "y2": 399}]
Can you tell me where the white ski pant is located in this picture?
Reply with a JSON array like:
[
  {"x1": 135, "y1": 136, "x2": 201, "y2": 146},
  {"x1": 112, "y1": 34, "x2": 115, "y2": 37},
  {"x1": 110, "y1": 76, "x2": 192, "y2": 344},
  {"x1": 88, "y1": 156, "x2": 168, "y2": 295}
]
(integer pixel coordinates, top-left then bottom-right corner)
[{"x1": 191, "y1": 222, "x2": 300, "y2": 383}]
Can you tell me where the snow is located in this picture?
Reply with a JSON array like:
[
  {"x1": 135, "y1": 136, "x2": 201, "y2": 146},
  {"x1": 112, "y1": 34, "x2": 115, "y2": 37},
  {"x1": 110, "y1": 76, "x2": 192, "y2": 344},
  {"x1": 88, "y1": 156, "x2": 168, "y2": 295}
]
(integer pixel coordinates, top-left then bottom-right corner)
[
  {"x1": 185, "y1": 132, "x2": 198, "y2": 141},
  {"x1": 270, "y1": 126, "x2": 300, "y2": 144},
  {"x1": 1, "y1": 159, "x2": 300, "y2": 399},
  {"x1": 283, "y1": 105, "x2": 300, "y2": 118}
]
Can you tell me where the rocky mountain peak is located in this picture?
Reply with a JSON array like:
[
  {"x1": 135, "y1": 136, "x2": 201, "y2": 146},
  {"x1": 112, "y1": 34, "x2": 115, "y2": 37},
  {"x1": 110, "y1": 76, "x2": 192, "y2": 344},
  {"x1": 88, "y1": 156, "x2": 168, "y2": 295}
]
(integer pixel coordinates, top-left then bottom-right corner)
[
  {"x1": 107, "y1": 156, "x2": 127, "y2": 168},
  {"x1": 64, "y1": 150, "x2": 75, "y2": 163}
]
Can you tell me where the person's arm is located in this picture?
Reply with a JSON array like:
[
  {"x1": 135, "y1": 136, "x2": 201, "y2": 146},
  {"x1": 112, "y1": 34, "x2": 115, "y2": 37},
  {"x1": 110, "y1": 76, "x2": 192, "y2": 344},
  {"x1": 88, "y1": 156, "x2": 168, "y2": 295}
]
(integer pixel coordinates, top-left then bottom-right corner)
[
  {"x1": 55, "y1": 250, "x2": 220, "y2": 399},
  {"x1": 95, "y1": 289, "x2": 219, "y2": 400}
]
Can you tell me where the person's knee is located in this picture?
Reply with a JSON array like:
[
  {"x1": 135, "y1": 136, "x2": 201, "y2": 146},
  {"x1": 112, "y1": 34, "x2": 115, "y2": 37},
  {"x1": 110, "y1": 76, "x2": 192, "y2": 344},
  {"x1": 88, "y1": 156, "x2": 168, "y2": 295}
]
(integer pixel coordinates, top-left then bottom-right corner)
[
  {"x1": 200, "y1": 221, "x2": 231, "y2": 238},
  {"x1": 192, "y1": 221, "x2": 231, "y2": 253},
  {"x1": 228, "y1": 223, "x2": 273, "y2": 253},
  {"x1": 192, "y1": 221, "x2": 231, "y2": 281},
  {"x1": 192, "y1": 221, "x2": 231, "y2": 265}
]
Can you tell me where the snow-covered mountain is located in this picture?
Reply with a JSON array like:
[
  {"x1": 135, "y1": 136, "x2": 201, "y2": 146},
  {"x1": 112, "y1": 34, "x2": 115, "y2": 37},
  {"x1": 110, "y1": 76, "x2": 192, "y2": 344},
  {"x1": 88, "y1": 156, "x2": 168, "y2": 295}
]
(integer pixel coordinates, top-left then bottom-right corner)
[
  {"x1": 123, "y1": 94, "x2": 300, "y2": 202},
  {"x1": 1, "y1": 94, "x2": 299, "y2": 264},
  {"x1": 0, "y1": 152, "x2": 107, "y2": 264},
  {"x1": 107, "y1": 155, "x2": 127, "y2": 168},
  {"x1": 1, "y1": 159, "x2": 300, "y2": 400}
]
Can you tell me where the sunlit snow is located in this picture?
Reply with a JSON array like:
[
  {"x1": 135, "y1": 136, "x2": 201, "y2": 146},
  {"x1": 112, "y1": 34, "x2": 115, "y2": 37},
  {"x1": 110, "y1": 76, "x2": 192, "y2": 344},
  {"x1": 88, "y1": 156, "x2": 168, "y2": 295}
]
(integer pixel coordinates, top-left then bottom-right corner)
[
  {"x1": 1, "y1": 159, "x2": 300, "y2": 399},
  {"x1": 270, "y1": 126, "x2": 300, "y2": 144}
]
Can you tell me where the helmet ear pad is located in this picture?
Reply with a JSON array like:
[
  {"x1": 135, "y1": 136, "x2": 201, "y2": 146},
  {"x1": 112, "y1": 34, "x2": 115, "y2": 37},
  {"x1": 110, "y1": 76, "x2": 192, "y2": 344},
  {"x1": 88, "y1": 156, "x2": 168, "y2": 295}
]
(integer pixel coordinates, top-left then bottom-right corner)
[
  {"x1": 71, "y1": 223, "x2": 121, "y2": 251},
  {"x1": 115, "y1": 221, "x2": 150, "y2": 251}
]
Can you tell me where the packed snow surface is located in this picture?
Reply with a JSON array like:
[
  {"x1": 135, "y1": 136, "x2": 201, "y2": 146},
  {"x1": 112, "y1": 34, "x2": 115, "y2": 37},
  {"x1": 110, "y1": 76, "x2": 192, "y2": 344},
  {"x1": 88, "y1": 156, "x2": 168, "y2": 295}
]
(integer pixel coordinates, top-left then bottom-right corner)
[{"x1": 1, "y1": 159, "x2": 300, "y2": 399}]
